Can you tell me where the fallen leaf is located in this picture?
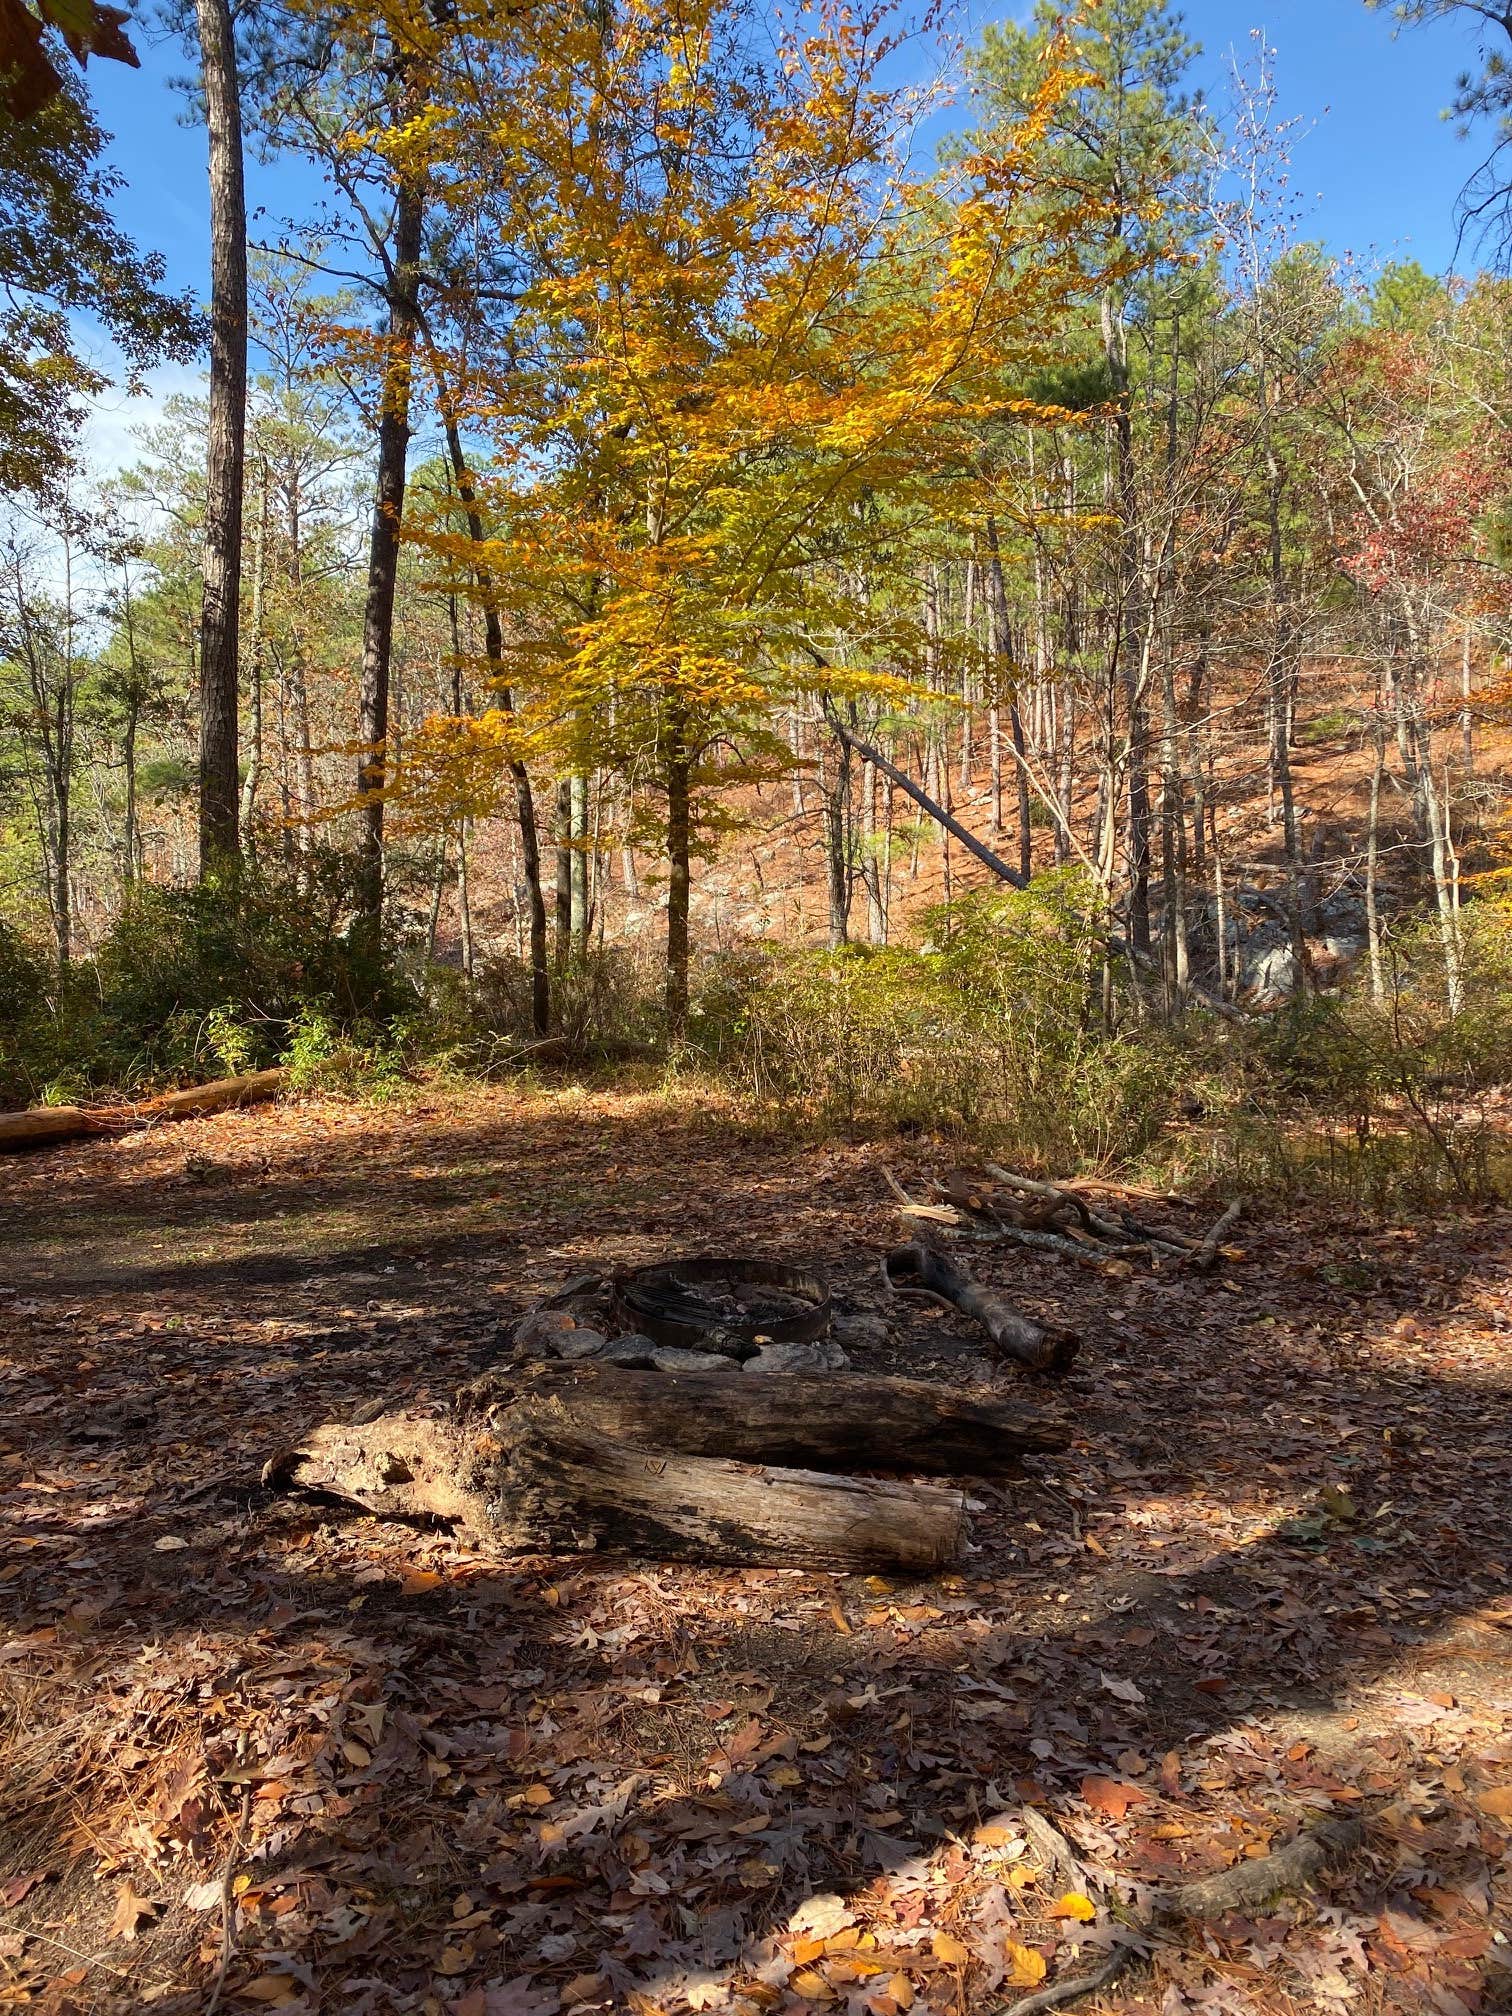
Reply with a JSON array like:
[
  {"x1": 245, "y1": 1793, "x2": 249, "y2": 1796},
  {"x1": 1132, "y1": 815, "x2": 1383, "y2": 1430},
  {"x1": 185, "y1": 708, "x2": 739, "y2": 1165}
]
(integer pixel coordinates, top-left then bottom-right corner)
[
  {"x1": 931, "y1": 1931, "x2": 968, "y2": 1967},
  {"x1": 1050, "y1": 1892, "x2": 1097, "y2": 1922},
  {"x1": 790, "y1": 1894, "x2": 854, "y2": 1940},
  {"x1": 108, "y1": 1885, "x2": 160, "y2": 1941},
  {"x1": 1080, "y1": 1776, "x2": 1148, "y2": 1820},
  {"x1": 1004, "y1": 1941, "x2": 1047, "y2": 1988},
  {"x1": 234, "y1": 1974, "x2": 298, "y2": 2003}
]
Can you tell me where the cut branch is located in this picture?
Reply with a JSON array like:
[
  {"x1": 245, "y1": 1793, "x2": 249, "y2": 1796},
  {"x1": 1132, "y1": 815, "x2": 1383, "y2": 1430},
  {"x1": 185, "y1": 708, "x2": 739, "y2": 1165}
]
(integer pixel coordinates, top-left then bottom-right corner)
[{"x1": 884, "y1": 1243, "x2": 1078, "y2": 1373}]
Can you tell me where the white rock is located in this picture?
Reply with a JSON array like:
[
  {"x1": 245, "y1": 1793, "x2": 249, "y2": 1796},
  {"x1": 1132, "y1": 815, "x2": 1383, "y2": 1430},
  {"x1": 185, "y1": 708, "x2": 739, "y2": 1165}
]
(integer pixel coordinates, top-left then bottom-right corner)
[
  {"x1": 743, "y1": 1340, "x2": 851, "y2": 1375},
  {"x1": 649, "y1": 1346, "x2": 733, "y2": 1373}
]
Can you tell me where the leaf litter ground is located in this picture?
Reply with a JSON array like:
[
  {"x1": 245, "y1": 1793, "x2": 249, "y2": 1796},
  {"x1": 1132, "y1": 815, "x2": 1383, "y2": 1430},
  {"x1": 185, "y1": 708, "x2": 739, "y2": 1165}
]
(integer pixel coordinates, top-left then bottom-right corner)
[{"x1": 1, "y1": 1085, "x2": 1510, "y2": 2016}]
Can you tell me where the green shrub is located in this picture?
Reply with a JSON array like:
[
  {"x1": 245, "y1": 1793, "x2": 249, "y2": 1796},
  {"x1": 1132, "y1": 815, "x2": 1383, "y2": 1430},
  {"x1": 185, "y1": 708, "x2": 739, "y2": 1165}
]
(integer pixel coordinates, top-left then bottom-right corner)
[
  {"x1": 468, "y1": 941, "x2": 665, "y2": 1067},
  {"x1": 1168, "y1": 903, "x2": 1512, "y2": 1209},
  {"x1": 0, "y1": 920, "x2": 52, "y2": 1106},
  {"x1": 705, "y1": 869, "x2": 1181, "y2": 1168},
  {"x1": 0, "y1": 855, "x2": 397, "y2": 1098}
]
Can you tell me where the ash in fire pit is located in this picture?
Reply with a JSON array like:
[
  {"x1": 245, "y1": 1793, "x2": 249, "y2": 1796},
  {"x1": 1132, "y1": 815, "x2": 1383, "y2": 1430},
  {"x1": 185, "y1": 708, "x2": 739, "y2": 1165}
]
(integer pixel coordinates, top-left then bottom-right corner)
[{"x1": 511, "y1": 1257, "x2": 848, "y2": 1374}]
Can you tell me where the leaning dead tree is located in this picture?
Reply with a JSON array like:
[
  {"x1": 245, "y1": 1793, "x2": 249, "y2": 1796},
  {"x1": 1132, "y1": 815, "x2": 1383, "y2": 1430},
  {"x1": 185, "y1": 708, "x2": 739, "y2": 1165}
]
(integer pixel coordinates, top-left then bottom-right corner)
[{"x1": 265, "y1": 1362, "x2": 1070, "y2": 1572}]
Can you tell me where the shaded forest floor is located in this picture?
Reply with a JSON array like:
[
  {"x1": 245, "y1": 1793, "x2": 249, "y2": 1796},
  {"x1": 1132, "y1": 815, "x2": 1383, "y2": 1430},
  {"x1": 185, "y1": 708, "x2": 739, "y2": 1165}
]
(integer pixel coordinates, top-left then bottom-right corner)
[{"x1": 2, "y1": 1086, "x2": 1510, "y2": 2016}]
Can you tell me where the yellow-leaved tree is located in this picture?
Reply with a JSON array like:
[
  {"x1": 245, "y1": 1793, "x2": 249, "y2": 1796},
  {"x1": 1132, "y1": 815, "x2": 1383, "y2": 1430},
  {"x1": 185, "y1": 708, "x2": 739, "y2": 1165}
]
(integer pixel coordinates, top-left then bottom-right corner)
[{"x1": 399, "y1": 0, "x2": 1108, "y2": 1028}]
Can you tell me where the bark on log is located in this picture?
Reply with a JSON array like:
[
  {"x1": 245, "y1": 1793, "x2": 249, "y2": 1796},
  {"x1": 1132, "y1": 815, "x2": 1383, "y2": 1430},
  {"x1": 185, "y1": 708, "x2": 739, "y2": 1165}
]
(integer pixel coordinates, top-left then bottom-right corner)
[
  {"x1": 0, "y1": 1105, "x2": 119, "y2": 1149},
  {"x1": 458, "y1": 1363, "x2": 1069, "y2": 1474},
  {"x1": 1167, "y1": 1814, "x2": 1363, "y2": 1920},
  {"x1": 265, "y1": 1408, "x2": 967, "y2": 1571},
  {"x1": 884, "y1": 1243, "x2": 1078, "y2": 1373},
  {"x1": 0, "y1": 1069, "x2": 286, "y2": 1153}
]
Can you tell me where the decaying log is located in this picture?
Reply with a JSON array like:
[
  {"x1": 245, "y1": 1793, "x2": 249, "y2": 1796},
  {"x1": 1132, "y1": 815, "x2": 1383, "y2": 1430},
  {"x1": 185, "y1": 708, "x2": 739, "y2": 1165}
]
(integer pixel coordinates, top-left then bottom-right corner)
[
  {"x1": 265, "y1": 1402, "x2": 967, "y2": 1571},
  {"x1": 496, "y1": 1434, "x2": 966, "y2": 1569},
  {"x1": 0, "y1": 1068, "x2": 286, "y2": 1154},
  {"x1": 884, "y1": 1243, "x2": 1078, "y2": 1374},
  {"x1": 458, "y1": 1363, "x2": 1069, "y2": 1473},
  {"x1": 143, "y1": 1068, "x2": 287, "y2": 1122},
  {"x1": 263, "y1": 1414, "x2": 488, "y2": 1526}
]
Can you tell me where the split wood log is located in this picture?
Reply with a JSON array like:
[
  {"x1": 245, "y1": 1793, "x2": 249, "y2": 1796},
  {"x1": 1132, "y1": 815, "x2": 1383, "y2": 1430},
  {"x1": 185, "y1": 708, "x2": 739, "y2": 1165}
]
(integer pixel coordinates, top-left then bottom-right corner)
[
  {"x1": 264, "y1": 1404, "x2": 967, "y2": 1571},
  {"x1": 458, "y1": 1362, "x2": 1069, "y2": 1473},
  {"x1": 0, "y1": 1068, "x2": 286, "y2": 1153},
  {"x1": 884, "y1": 1243, "x2": 1078, "y2": 1373}
]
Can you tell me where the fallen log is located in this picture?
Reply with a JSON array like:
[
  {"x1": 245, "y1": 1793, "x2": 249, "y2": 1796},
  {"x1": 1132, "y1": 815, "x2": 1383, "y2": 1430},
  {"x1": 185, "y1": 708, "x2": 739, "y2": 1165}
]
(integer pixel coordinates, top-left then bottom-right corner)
[
  {"x1": 265, "y1": 1403, "x2": 967, "y2": 1571},
  {"x1": 143, "y1": 1068, "x2": 287, "y2": 1123},
  {"x1": 458, "y1": 1363, "x2": 1069, "y2": 1473},
  {"x1": 0, "y1": 1068, "x2": 286, "y2": 1153},
  {"x1": 884, "y1": 1243, "x2": 1078, "y2": 1373},
  {"x1": 0, "y1": 1103, "x2": 119, "y2": 1150}
]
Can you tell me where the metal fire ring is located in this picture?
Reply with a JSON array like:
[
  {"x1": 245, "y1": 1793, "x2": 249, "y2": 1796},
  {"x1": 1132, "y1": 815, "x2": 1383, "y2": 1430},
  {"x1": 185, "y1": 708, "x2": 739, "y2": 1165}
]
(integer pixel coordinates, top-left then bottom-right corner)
[{"x1": 615, "y1": 1256, "x2": 833, "y2": 1351}]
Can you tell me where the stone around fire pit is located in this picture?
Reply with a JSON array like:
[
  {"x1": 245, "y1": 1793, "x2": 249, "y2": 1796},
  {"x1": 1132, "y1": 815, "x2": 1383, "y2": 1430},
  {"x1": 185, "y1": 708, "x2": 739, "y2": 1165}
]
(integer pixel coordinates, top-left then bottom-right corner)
[
  {"x1": 744, "y1": 1339, "x2": 851, "y2": 1375},
  {"x1": 554, "y1": 1330, "x2": 609, "y2": 1361},
  {"x1": 516, "y1": 1307, "x2": 577, "y2": 1351},
  {"x1": 648, "y1": 1345, "x2": 735, "y2": 1373},
  {"x1": 833, "y1": 1312, "x2": 889, "y2": 1350}
]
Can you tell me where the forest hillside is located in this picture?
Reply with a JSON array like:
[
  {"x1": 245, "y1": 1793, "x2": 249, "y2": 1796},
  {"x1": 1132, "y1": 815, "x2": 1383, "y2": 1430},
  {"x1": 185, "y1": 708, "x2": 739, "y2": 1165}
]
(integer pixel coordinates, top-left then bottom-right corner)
[{"x1": 2, "y1": 3, "x2": 1512, "y2": 2013}]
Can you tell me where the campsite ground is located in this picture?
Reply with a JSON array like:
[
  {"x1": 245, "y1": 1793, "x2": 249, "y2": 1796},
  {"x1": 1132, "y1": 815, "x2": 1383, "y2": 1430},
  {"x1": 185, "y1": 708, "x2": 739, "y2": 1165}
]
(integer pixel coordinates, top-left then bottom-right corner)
[{"x1": 1, "y1": 1085, "x2": 1510, "y2": 2014}]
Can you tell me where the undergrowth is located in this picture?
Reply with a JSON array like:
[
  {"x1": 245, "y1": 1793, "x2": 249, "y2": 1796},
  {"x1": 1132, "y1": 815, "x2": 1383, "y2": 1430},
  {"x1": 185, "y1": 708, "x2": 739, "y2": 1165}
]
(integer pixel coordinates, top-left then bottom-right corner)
[{"x1": 5, "y1": 865, "x2": 1511, "y2": 1216}]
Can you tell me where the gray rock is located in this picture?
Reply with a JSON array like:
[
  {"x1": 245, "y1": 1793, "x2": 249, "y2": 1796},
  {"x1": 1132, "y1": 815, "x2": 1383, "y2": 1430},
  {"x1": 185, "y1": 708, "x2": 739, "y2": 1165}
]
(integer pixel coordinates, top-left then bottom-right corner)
[
  {"x1": 649, "y1": 1346, "x2": 733, "y2": 1373},
  {"x1": 515, "y1": 1307, "x2": 577, "y2": 1351},
  {"x1": 596, "y1": 1335, "x2": 658, "y2": 1368},
  {"x1": 555, "y1": 1329, "x2": 609, "y2": 1360},
  {"x1": 743, "y1": 1340, "x2": 851, "y2": 1375},
  {"x1": 833, "y1": 1312, "x2": 889, "y2": 1349}
]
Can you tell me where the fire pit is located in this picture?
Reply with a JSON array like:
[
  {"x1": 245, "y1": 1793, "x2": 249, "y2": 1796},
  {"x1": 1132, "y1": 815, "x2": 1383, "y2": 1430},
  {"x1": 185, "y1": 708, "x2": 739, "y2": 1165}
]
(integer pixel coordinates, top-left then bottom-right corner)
[{"x1": 615, "y1": 1256, "x2": 832, "y2": 1355}]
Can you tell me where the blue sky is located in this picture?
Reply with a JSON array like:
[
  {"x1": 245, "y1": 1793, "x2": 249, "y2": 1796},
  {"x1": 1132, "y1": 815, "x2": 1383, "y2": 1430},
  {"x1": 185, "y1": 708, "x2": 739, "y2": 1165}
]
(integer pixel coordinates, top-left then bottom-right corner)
[{"x1": 79, "y1": 0, "x2": 1499, "y2": 462}]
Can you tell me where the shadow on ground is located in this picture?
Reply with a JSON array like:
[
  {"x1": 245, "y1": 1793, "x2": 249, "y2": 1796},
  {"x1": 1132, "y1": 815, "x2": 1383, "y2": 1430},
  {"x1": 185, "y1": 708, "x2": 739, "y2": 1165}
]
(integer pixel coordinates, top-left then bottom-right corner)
[{"x1": 1, "y1": 1087, "x2": 1509, "y2": 2014}]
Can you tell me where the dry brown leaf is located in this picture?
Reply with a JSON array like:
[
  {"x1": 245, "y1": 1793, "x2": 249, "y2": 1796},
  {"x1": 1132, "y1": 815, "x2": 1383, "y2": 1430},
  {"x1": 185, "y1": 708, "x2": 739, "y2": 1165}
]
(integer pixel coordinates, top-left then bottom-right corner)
[{"x1": 1004, "y1": 1941, "x2": 1048, "y2": 1988}]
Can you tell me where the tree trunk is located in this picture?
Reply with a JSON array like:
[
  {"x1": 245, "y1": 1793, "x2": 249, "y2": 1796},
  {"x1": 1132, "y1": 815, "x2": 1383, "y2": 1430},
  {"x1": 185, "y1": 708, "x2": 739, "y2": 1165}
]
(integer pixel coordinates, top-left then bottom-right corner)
[
  {"x1": 1460, "y1": 620, "x2": 1474, "y2": 774},
  {"x1": 1366, "y1": 715, "x2": 1386, "y2": 1000},
  {"x1": 825, "y1": 723, "x2": 852, "y2": 947},
  {"x1": 354, "y1": 170, "x2": 425, "y2": 959},
  {"x1": 984, "y1": 516, "x2": 1034, "y2": 883},
  {"x1": 665, "y1": 733, "x2": 692, "y2": 1034},
  {"x1": 568, "y1": 773, "x2": 588, "y2": 951},
  {"x1": 239, "y1": 455, "x2": 269, "y2": 849},
  {"x1": 435, "y1": 399, "x2": 549, "y2": 1031},
  {"x1": 195, "y1": 0, "x2": 246, "y2": 877}
]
